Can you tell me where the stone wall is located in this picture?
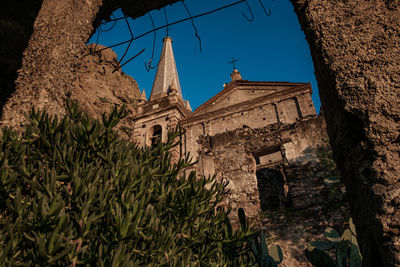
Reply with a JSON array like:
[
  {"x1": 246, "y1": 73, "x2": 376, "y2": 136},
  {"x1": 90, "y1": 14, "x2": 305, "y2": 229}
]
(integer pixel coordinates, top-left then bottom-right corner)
[
  {"x1": 195, "y1": 116, "x2": 349, "y2": 266},
  {"x1": 0, "y1": 0, "x2": 179, "y2": 131},
  {"x1": 261, "y1": 162, "x2": 349, "y2": 267},
  {"x1": 0, "y1": 0, "x2": 42, "y2": 118},
  {"x1": 182, "y1": 82, "x2": 316, "y2": 162},
  {"x1": 195, "y1": 115, "x2": 327, "y2": 218},
  {"x1": 291, "y1": 1, "x2": 400, "y2": 265}
]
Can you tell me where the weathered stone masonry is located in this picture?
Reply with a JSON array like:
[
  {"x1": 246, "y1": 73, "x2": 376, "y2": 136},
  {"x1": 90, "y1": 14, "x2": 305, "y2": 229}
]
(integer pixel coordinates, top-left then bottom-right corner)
[
  {"x1": 1, "y1": 0, "x2": 399, "y2": 265},
  {"x1": 291, "y1": 1, "x2": 400, "y2": 266},
  {"x1": 192, "y1": 115, "x2": 327, "y2": 217}
]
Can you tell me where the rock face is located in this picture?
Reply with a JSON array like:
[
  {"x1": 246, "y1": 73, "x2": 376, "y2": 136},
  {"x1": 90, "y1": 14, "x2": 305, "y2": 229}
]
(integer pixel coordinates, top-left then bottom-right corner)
[
  {"x1": 0, "y1": 0, "x2": 179, "y2": 131},
  {"x1": 0, "y1": 0, "x2": 42, "y2": 118},
  {"x1": 73, "y1": 44, "x2": 141, "y2": 138},
  {"x1": 0, "y1": 0, "x2": 103, "y2": 130},
  {"x1": 290, "y1": 1, "x2": 400, "y2": 266}
]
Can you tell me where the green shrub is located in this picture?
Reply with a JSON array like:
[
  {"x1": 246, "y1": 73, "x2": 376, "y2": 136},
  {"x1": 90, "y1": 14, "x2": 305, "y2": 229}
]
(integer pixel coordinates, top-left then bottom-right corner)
[{"x1": 0, "y1": 101, "x2": 263, "y2": 266}]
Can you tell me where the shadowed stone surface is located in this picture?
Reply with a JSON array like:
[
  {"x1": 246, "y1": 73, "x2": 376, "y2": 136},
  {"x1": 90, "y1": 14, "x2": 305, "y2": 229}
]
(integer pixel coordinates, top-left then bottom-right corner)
[
  {"x1": 0, "y1": 0, "x2": 103, "y2": 130},
  {"x1": 73, "y1": 44, "x2": 141, "y2": 139},
  {"x1": 0, "y1": 0, "x2": 179, "y2": 131},
  {"x1": 291, "y1": 1, "x2": 400, "y2": 266},
  {"x1": 0, "y1": 0, "x2": 42, "y2": 118},
  {"x1": 1, "y1": 0, "x2": 399, "y2": 266}
]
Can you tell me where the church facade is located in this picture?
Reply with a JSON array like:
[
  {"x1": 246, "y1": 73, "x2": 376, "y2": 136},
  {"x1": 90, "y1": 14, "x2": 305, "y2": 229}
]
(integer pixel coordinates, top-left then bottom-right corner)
[{"x1": 131, "y1": 37, "x2": 326, "y2": 216}]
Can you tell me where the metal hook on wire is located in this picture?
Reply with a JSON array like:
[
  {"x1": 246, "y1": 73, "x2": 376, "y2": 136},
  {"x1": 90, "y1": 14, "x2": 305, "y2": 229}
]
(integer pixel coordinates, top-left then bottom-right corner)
[
  {"x1": 241, "y1": 0, "x2": 254, "y2": 22},
  {"x1": 113, "y1": 49, "x2": 145, "y2": 73},
  {"x1": 182, "y1": 1, "x2": 202, "y2": 52},
  {"x1": 145, "y1": 13, "x2": 157, "y2": 72},
  {"x1": 258, "y1": 0, "x2": 271, "y2": 16},
  {"x1": 99, "y1": 13, "x2": 118, "y2": 32},
  {"x1": 113, "y1": 16, "x2": 133, "y2": 72}
]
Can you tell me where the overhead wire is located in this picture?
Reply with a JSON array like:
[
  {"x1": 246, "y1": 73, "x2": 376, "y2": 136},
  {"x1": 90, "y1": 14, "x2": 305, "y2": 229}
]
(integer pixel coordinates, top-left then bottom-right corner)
[
  {"x1": 90, "y1": 0, "x2": 273, "y2": 70},
  {"x1": 88, "y1": 0, "x2": 248, "y2": 56},
  {"x1": 182, "y1": 1, "x2": 202, "y2": 52},
  {"x1": 113, "y1": 16, "x2": 134, "y2": 72},
  {"x1": 145, "y1": 13, "x2": 157, "y2": 72},
  {"x1": 241, "y1": 1, "x2": 255, "y2": 22},
  {"x1": 258, "y1": 0, "x2": 271, "y2": 16}
]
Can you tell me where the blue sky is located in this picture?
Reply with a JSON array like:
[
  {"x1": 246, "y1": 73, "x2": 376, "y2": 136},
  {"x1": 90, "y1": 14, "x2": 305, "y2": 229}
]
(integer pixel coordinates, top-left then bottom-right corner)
[{"x1": 89, "y1": 0, "x2": 321, "y2": 113}]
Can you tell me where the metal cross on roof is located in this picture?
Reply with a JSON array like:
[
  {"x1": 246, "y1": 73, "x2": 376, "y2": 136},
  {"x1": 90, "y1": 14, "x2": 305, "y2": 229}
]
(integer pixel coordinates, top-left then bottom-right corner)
[{"x1": 228, "y1": 57, "x2": 239, "y2": 70}]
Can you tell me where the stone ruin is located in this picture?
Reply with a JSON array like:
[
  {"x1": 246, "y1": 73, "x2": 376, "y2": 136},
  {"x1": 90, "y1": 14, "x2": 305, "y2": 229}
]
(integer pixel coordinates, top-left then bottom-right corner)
[{"x1": 0, "y1": 0, "x2": 399, "y2": 266}]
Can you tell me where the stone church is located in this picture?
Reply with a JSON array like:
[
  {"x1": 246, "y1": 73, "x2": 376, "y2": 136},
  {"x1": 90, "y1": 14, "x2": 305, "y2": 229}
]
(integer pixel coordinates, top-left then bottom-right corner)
[{"x1": 130, "y1": 36, "x2": 326, "y2": 216}]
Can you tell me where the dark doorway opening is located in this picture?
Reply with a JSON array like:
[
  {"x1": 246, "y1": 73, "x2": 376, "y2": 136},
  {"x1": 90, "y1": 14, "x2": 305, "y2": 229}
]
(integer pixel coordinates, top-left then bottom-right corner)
[{"x1": 256, "y1": 165, "x2": 287, "y2": 211}]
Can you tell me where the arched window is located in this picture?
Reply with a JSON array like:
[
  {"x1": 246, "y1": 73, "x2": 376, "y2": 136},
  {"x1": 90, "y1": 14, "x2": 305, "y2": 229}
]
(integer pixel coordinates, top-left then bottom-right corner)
[{"x1": 148, "y1": 125, "x2": 162, "y2": 147}]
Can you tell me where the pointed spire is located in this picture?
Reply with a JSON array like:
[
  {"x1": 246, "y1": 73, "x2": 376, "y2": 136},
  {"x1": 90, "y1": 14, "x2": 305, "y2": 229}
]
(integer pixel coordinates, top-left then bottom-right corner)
[
  {"x1": 140, "y1": 89, "x2": 147, "y2": 102},
  {"x1": 149, "y1": 37, "x2": 182, "y2": 101},
  {"x1": 185, "y1": 100, "x2": 192, "y2": 112}
]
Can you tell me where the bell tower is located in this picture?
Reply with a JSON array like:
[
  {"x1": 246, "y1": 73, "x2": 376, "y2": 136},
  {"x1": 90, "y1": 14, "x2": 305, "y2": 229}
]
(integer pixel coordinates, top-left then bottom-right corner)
[{"x1": 132, "y1": 37, "x2": 191, "y2": 148}]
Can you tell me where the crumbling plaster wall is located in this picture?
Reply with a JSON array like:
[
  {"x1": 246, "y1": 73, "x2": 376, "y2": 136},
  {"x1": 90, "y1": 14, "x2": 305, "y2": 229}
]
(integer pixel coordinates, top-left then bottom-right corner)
[
  {"x1": 197, "y1": 131, "x2": 260, "y2": 217},
  {"x1": 291, "y1": 1, "x2": 400, "y2": 266},
  {"x1": 196, "y1": 116, "x2": 327, "y2": 217},
  {"x1": 284, "y1": 115, "x2": 327, "y2": 164}
]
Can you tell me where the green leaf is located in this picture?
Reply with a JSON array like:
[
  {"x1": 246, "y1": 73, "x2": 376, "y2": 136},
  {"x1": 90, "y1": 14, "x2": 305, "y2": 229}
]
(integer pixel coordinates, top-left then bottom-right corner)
[
  {"x1": 268, "y1": 244, "x2": 283, "y2": 264},
  {"x1": 323, "y1": 176, "x2": 341, "y2": 186},
  {"x1": 341, "y1": 229, "x2": 353, "y2": 241},
  {"x1": 260, "y1": 233, "x2": 268, "y2": 260},
  {"x1": 238, "y1": 208, "x2": 247, "y2": 232},
  {"x1": 324, "y1": 227, "x2": 341, "y2": 243},
  {"x1": 305, "y1": 246, "x2": 339, "y2": 267},
  {"x1": 310, "y1": 240, "x2": 335, "y2": 251},
  {"x1": 349, "y1": 243, "x2": 362, "y2": 267},
  {"x1": 336, "y1": 240, "x2": 350, "y2": 267},
  {"x1": 349, "y1": 218, "x2": 357, "y2": 236}
]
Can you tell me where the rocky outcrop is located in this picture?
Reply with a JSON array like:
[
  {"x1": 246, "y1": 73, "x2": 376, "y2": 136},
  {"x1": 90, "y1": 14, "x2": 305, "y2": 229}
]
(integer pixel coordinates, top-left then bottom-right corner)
[
  {"x1": 0, "y1": 0, "x2": 104, "y2": 131},
  {"x1": 0, "y1": 0, "x2": 179, "y2": 131},
  {"x1": 73, "y1": 44, "x2": 141, "y2": 138},
  {"x1": 290, "y1": 1, "x2": 400, "y2": 266},
  {"x1": 0, "y1": 0, "x2": 42, "y2": 118}
]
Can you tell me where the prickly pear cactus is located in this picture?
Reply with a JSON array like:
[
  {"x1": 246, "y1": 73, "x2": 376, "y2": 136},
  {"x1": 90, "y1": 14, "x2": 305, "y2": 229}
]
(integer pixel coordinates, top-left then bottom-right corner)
[
  {"x1": 238, "y1": 208, "x2": 283, "y2": 267},
  {"x1": 305, "y1": 219, "x2": 362, "y2": 267}
]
